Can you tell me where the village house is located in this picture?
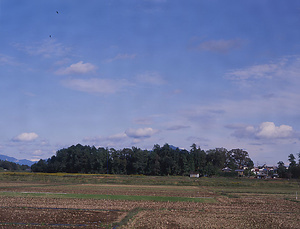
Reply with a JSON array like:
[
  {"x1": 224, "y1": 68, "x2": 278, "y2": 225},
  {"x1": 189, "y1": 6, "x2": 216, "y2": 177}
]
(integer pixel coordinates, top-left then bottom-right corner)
[
  {"x1": 251, "y1": 165, "x2": 278, "y2": 179},
  {"x1": 235, "y1": 169, "x2": 244, "y2": 177}
]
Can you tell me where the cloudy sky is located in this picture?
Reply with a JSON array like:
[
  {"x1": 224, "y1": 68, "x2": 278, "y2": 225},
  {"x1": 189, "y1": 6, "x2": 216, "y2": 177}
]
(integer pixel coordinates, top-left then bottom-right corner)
[{"x1": 1, "y1": 0, "x2": 300, "y2": 165}]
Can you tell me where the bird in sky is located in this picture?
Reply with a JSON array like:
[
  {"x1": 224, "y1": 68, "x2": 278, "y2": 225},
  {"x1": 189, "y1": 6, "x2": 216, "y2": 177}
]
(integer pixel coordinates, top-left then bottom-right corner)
[
  {"x1": 49, "y1": 35, "x2": 52, "y2": 38},
  {"x1": 56, "y1": 11, "x2": 59, "y2": 14}
]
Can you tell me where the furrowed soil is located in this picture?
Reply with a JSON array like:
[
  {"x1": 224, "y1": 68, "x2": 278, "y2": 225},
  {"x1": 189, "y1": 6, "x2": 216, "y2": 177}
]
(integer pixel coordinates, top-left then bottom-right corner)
[{"x1": 0, "y1": 174, "x2": 299, "y2": 228}]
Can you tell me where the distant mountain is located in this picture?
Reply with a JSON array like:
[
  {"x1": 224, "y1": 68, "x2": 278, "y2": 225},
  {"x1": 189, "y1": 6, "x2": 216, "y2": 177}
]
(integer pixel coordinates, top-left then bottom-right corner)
[
  {"x1": 169, "y1": 145, "x2": 186, "y2": 151},
  {"x1": 0, "y1": 154, "x2": 34, "y2": 166},
  {"x1": 169, "y1": 145, "x2": 179, "y2": 150}
]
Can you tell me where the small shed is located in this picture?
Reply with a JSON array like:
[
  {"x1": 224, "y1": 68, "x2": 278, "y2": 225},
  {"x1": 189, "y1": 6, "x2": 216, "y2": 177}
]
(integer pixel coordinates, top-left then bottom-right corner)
[
  {"x1": 190, "y1": 172, "x2": 199, "y2": 178},
  {"x1": 235, "y1": 169, "x2": 244, "y2": 177}
]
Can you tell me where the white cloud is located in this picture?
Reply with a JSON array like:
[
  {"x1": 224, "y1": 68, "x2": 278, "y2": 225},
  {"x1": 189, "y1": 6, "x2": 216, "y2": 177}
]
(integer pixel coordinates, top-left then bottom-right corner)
[
  {"x1": 84, "y1": 132, "x2": 128, "y2": 145},
  {"x1": 229, "y1": 122, "x2": 295, "y2": 140},
  {"x1": 256, "y1": 122, "x2": 293, "y2": 139},
  {"x1": 13, "y1": 40, "x2": 71, "y2": 58},
  {"x1": 107, "y1": 133, "x2": 128, "y2": 141},
  {"x1": 105, "y1": 53, "x2": 136, "y2": 63},
  {"x1": 12, "y1": 132, "x2": 38, "y2": 142},
  {"x1": 54, "y1": 58, "x2": 71, "y2": 66},
  {"x1": 56, "y1": 61, "x2": 96, "y2": 75},
  {"x1": 62, "y1": 78, "x2": 130, "y2": 94},
  {"x1": 136, "y1": 72, "x2": 166, "y2": 85},
  {"x1": 226, "y1": 62, "x2": 281, "y2": 82},
  {"x1": 0, "y1": 54, "x2": 19, "y2": 66},
  {"x1": 226, "y1": 56, "x2": 300, "y2": 89},
  {"x1": 182, "y1": 107, "x2": 226, "y2": 130},
  {"x1": 125, "y1": 127, "x2": 158, "y2": 139},
  {"x1": 30, "y1": 158, "x2": 42, "y2": 162},
  {"x1": 83, "y1": 129, "x2": 160, "y2": 149}
]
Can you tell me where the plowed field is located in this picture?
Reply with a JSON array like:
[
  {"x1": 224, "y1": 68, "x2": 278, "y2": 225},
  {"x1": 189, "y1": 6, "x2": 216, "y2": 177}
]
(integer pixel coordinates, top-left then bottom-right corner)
[{"x1": 0, "y1": 175, "x2": 299, "y2": 228}]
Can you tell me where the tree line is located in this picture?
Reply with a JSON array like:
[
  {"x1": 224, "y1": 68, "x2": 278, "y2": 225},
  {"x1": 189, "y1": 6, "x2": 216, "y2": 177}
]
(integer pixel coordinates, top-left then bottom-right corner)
[
  {"x1": 0, "y1": 159, "x2": 30, "y2": 171},
  {"x1": 31, "y1": 143, "x2": 254, "y2": 176},
  {"x1": 277, "y1": 153, "x2": 300, "y2": 179}
]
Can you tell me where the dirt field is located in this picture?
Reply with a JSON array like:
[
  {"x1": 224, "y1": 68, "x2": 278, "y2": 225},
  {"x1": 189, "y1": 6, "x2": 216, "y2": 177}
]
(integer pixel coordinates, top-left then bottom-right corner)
[{"x1": 0, "y1": 176, "x2": 299, "y2": 228}]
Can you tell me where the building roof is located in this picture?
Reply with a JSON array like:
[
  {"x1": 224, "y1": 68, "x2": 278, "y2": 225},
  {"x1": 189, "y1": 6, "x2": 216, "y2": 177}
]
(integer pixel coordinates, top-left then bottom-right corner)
[{"x1": 235, "y1": 169, "x2": 244, "y2": 172}]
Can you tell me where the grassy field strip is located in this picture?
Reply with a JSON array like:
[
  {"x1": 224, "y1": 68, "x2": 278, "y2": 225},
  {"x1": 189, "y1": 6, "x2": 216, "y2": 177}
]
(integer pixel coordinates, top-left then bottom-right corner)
[
  {"x1": 1, "y1": 172, "x2": 299, "y2": 187},
  {"x1": 0, "y1": 183, "x2": 74, "y2": 189},
  {"x1": 0, "y1": 191, "x2": 216, "y2": 203},
  {"x1": 80, "y1": 183, "x2": 201, "y2": 189},
  {"x1": 212, "y1": 187, "x2": 299, "y2": 194},
  {"x1": 0, "y1": 205, "x2": 124, "y2": 212},
  {"x1": 112, "y1": 207, "x2": 141, "y2": 228},
  {"x1": 42, "y1": 184, "x2": 201, "y2": 191}
]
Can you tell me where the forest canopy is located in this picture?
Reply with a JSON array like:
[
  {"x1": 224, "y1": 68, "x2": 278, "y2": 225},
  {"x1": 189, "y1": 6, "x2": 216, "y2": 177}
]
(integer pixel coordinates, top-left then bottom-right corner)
[
  {"x1": 0, "y1": 159, "x2": 29, "y2": 171},
  {"x1": 31, "y1": 143, "x2": 254, "y2": 176}
]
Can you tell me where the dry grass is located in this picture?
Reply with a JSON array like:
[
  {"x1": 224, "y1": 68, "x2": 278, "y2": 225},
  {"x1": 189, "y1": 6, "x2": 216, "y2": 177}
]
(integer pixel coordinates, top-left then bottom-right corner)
[{"x1": 0, "y1": 174, "x2": 299, "y2": 228}]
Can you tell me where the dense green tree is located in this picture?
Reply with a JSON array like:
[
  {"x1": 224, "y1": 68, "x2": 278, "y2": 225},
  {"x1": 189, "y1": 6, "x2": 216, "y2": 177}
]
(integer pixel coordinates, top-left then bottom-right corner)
[
  {"x1": 178, "y1": 150, "x2": 189, "y2": 175},
  {"x1": 110, "y1": 148, "x2": 127, "y2": 175},
  {"x1": 147, "y1": 151, "x2": 160, "y2": 175},
  {"x1": 31, "y1": 159, "x2": 47, "y2": 172},
  {"x1": 204, "y1": 162, "x2": 217, "y2": 176},
  {"x1": 276, "y1": 154, "x2": 300, "y2": 179},
  {"x1": 159, "y1": 144, "x2": 175, "y2": 175},
  {"x1": 288, "y1": 153, "x2": 300, "y2": 178},
  {"x1": 225, "y1": 150, "x2": 236, "y2": 169},
  {"x1": 277, "y1": 161, "x2": 288, "y2": 178},
  {"x1": 131, "y1": 147, "x2": 148, "y2": 174},
  {"x1": 190, "y1": 144, "x2": 206, "y2": 175},
  {"x1": 206, "y1": 148, "x2": 226, "y2": 168},
  {"x1": 228, "y1": 149, "x2": 253, "y2": 169},
  {"x1": 288, "y1": 154, "x2": 296, "y2": 167},
  {"x1": 31, "y1": 143, "x2": 257, "y2": 177},
  {"x1": 288, "y1": 154, "x2": 297, "y2": 178},
  {"x1": 171, "y1": 148, "x2": 181, "y2": 175}
]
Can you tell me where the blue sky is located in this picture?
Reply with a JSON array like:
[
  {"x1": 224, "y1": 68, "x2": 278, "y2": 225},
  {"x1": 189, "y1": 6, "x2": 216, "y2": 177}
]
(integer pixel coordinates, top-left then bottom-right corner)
[{"x1": 1, "y1": 0, "x2": 300, "y2": 165}]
